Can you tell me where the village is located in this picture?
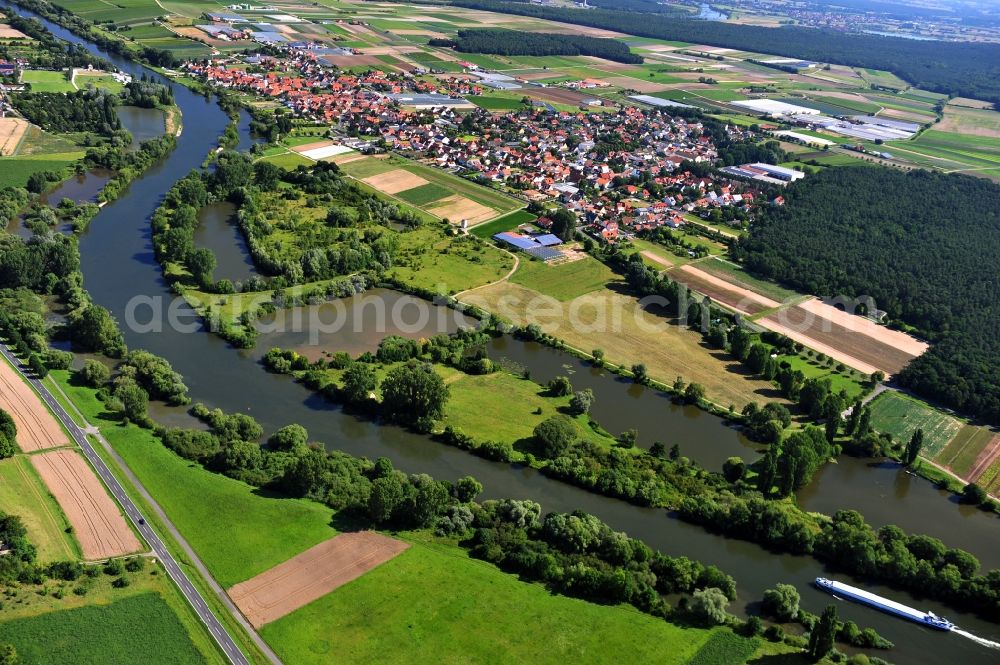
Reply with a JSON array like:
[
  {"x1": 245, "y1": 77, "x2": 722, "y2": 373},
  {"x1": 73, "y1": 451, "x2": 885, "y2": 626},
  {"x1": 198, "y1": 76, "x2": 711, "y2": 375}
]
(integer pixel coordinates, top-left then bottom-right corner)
[{"x1": 184, "y1": 45, "x2": 778, "y2": 247}]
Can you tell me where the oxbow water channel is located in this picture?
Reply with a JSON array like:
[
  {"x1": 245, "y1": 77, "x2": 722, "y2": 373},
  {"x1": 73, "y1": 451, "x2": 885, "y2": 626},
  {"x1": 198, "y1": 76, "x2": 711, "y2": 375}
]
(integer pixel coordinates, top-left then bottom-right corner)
[{"x1": 7, "y1": 2, "x2": 1000, "y2": 660}]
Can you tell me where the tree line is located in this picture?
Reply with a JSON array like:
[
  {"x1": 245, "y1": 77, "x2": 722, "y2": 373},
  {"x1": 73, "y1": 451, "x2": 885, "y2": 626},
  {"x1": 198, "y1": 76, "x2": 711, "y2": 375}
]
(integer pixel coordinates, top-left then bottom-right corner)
[
  {"x1": 443, "y1": 28, "x2": 643, "y2": 65},
  {"x1": 732, "y1": 167, "x2": 1000, "y2": 425},
  {"x1": 448, "y1": 0, "x2": 1000, "y2": 104}
]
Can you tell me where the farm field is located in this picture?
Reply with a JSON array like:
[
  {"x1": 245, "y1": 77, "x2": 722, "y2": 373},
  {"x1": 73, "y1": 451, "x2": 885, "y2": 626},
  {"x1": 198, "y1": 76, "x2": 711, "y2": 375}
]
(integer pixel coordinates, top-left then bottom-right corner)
[
  {"x1": 20, "y1": 69, "x2": 74, "y2": 92},
  {"x1": 0, "y1": 117, "x2": 28, "y2": 155},
  {"x1": 868, "y1": 391, "x2": 963, "y2": 459},
  {"x1": 50, "y1": 370, "x2": 338, "y2": 587},
  {"x1": 30, "y1": 449, "x2": 142, "y2": 560},
  {"x1": 469, "y1": 209, "x2": 535, "y2": 238},
  {"x1": 0, "y1": 152, "x2": 83, "y2": 188},
  {"x1": 340, "y1": 155, "x2": 521, "y2": 224},
  {"x1": 666, "y1": 263, "x2": 780, "y2": 316},
  {"x1": 759, "y1": 298, "x2": 928, "y2": 377},
  {"x1": 463, "y1": 281, "x2": 785, "y2": 409},
  {"x1": 0, "y1": 456, "x2": 78, "y2": 562},
  {"x1": 260, "y1": 536, "x2": 722, "y2": 665},
  {"x1": 0, "y1": 593, "x2": 211, "y2": 665},
  {"x1": 0, "y1": 352, "x2": 69, "y2": 452},
  {"x1": 937, "y1": 425, "x2": 999, "y2": 479},
  {"x1": 508, "y1": 253, "x2": 617, "y2": 301},
  {"x1": 696, "y1": 257, "x2": 801, "y2": 303},
  {"x1": 229, "y1": 532, "x2": 409, "y2": 628}
]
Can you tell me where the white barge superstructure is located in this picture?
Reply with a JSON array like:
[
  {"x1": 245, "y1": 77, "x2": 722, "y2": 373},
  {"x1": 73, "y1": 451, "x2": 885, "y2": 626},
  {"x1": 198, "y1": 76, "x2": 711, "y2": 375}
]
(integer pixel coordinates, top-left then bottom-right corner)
[{"x1": 814, "y1": 577, "x2": 954, "y2": 631}]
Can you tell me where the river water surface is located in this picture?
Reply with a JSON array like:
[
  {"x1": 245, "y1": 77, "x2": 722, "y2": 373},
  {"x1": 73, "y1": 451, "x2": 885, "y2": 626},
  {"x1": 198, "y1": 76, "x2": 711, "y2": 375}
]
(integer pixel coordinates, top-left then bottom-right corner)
[{"x1": 10, "y1": 2, "x2": 999, "y2": 661}]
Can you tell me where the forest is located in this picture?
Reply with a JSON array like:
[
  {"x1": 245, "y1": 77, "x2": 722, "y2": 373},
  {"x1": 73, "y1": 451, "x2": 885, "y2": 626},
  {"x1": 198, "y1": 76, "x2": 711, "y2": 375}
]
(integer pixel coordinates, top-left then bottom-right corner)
[
  {"x1": 11, "y1": 88, "x2": 120, "y2": 135},
  {"x1": 449, "y1": 0, "x2": 1000, "y2": 104},
  {"x1": 448, "y1": 28, "x2": 642, "y2": 64},
  {"x1": 732, "y1": 168, "x2": 1000, "y2": 424}
]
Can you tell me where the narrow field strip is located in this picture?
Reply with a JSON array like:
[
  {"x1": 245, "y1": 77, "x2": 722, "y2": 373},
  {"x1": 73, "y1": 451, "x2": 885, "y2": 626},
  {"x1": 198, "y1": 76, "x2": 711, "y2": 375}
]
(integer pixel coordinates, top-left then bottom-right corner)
[{"x1": 30, "y1": 449, "x2": 142, "y2": 560}]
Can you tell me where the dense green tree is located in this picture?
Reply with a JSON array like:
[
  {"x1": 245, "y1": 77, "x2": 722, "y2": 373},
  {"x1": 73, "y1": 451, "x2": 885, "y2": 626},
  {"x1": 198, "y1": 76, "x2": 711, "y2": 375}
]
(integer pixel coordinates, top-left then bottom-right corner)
[
  {"x1": 534, "y1": 415, "x2": 577, "y2": 458},
  {"x1": 451, "y1": 28, "x2": 642, "y2": 64},
  {"x1": 808, "y1": 605, "x2": 838, "y2": 661},
  {"x1": 904, "y1": 429, "x2": 924, "y2": 466},
  {"x1": 341, "y1": 363, "x2": 377, "y2": 405},
  {"x1": 381, "y1": 361, "x2": 449, "y2": 429},
  {"x1": 762, "y1": 583, "x2": 800, "y2": 622},
  {"x1": 689, "y1": 587, "x2": 729, "y2": 625},
  {"x1": 722, "y1": 456, "x2": 746, "y2": 483},
  {"x1": 569, "y1": 388, "x2": 594, "y2": 415},
  {"x1": 548, "y1": 376, "x2": 573, "y2": 397},
  {"x1": 0, "y1": 408, "x2": 16, "y2": 442},
  {"x1": 268, "y1": 424, "x2": 308, "y2": 451}
]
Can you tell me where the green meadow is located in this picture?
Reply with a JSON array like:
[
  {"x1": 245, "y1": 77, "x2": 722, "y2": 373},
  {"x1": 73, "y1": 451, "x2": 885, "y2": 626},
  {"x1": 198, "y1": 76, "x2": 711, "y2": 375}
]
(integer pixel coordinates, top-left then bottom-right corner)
[
  {"x1": 51, "y1": 371, "x2": 338, "y2": 588},
  {"x1": 261, "y1": 537, "x2": 720, "y2": 665}
]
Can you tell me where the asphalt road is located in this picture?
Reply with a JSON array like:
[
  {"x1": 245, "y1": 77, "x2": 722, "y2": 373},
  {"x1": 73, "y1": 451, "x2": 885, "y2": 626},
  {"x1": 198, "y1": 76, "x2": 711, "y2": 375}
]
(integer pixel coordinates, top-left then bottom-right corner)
[{"x1": 0, "y1": 345, "x2": 251, "y2": 665}]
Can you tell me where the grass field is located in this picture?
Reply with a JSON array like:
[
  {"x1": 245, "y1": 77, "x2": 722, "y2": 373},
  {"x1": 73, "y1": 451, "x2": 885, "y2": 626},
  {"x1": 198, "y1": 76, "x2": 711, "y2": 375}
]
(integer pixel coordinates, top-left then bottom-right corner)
[
  {"x1": 464, "y1": 281, "x2": 785, "y2": 409},
  {"x1": 389, "y1": 226, "x2": 514, "y2": 294},
  {"x1": 935, "y1": 425, "x2": 996, "y2": 477},
  {"x1": 0, "y1": 153, "x2": 82, "y2": 188},
  {"x1": 0, "y1": 593, "x2": 209, "y2": 665},
  {"x1": 259, "y1": 150, "x2": 313, "y2": 170},
  {"x1": 509, "y1": 254, "x2": 618, "y2": 302},
  {"x1": 868, "y1": 391, "x2": 963, "y2": 458},
  {"x1": 395, "y1": 182, "x2": 451, "y2": 206},
  {"x1": 777, "y1": 354, "x2": 867, "y2": 401},
  {"x1": 444, "y1": 370, "x2": 613, "y2": 449},
  {"x1": 686, "y1": 630, "x2": 760, "y2": 665},
  {"x1": 469, "y1": 209, "x2": 535, "y2": 238},
  {"x1": 0, "y1": 456, "x2": 79, "y2": 562},
  {"x1": 261, "y1": 536, "x2": 719, "y2": 665},
  {"x1": 51, "y1": 370, "x2": 338, "y2": 588},
  {"x1": 20, "y1": 69, "x2": 75, "y2": 93}
]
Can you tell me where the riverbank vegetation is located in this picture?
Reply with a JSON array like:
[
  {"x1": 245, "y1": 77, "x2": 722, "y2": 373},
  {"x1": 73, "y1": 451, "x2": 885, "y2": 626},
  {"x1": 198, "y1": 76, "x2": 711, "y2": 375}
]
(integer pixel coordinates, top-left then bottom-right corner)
[
  {"x1": 150, "y1": 158, "x2": 511, "y2": 346},
  {"x1": 256, "y1": 317, "x2": 1000, "y2": 624},
  {"x1": 51, "y1": 361, "x2": 783, "y2": 655}
]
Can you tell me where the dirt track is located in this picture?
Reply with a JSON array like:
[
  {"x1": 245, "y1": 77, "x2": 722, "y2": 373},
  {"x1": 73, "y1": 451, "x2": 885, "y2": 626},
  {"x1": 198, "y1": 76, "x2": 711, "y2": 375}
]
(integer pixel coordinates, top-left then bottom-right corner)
[
  {"x1": 31, "y1": 449, "x2": 141, "y2": 560},
  {"x1": 229, "y1": 532, "x2": 408, "y2": 628},
  {"x1": 0, "y1": 357, "x2": 68, "y2": 452},
  {"x1": 668, "y1": 264, "x2": 780, "y2": 316}
]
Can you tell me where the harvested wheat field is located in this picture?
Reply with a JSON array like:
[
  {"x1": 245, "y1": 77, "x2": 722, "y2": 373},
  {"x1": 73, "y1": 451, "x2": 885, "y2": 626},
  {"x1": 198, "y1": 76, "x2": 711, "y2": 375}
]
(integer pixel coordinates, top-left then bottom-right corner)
[
  {"x1": 760, "y1": 298, "x2": 928, "y2": 376},
  {"x1": 31, "y1": 449, "x2": 141, "y2": 560},
  {"x1": 0, "y1": 24, "x2": 27, "y2": 39},
  {"x1": 464, "y1": 281, "x2": 785, "y2": 408},
  {"x1": 0, "y1": 357, "x2": 67, "y2": 452},
  {"x1": 230, "y1": 532, "x2": 409, "y2": 628},
  {"x1": 363, "y1": 169, "x2": 428, "y2": 194},
  {"x1": 667, "y1": 264, "x2": 780, "y2": 316},
  {"x1": 428, "y1": 196, "x2": 495, "y2": 224},
  {"x1": 0, "y1": 117, "x2": 28, "y2": 156}
]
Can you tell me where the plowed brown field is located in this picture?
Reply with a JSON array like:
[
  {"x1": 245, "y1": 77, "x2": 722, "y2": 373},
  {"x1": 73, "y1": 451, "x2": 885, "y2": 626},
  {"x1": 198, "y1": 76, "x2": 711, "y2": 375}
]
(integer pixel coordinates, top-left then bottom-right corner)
[
  {"x1": 230, "y1": 532, "x2": 408, "y2": 628},
  {"x1": 0, "y1": 357, "x2": 67, "y2": 452},
  {"x1": 31, "y1": 450, "x2": 141, "y2": 560}
]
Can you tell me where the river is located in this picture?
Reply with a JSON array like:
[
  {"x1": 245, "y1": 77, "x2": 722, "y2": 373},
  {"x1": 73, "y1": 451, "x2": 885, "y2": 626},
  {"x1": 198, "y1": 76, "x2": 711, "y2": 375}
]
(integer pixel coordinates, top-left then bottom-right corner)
[{"x1": 8, "y1": 2, "x2": 999, "y2": 661}]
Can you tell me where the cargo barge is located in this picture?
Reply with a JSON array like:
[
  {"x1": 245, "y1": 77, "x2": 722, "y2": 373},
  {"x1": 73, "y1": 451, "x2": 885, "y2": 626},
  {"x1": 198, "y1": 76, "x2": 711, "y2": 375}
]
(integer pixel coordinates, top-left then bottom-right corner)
[{"x1": 815, "y1": 577, "x2": 954, "y2": 631}]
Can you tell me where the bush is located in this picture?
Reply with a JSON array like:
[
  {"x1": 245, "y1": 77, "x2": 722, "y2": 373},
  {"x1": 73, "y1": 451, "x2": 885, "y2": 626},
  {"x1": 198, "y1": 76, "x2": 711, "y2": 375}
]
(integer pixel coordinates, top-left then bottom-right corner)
[{"x1": 689, "y1": 587, "x2": 729, "y2": 625}]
